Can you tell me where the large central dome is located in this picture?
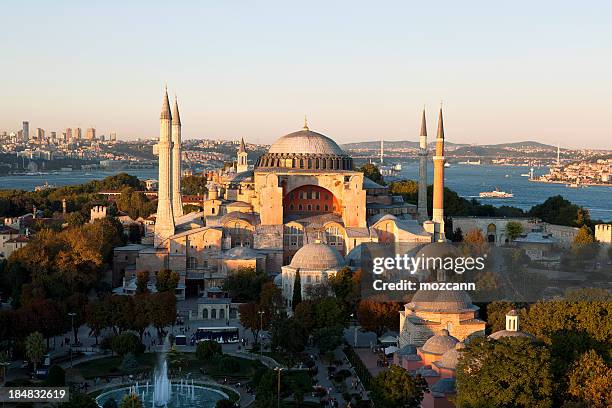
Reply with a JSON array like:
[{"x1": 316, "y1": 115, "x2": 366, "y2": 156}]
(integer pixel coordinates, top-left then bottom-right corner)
[
  {"x1": 268, "y1": 129, "x2": 346, "y2": 155},
  {"x1": 256, "y1": 126, "x2": 353, "y2": 170}
]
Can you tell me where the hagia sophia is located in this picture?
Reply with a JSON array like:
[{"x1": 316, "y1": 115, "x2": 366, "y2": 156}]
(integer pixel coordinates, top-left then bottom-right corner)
[
  {"x1": 109, "y1": 89, "x2": 506, "y2": 406},
  {"x1": 114, "y1": 89, "x2": 489, "y2": 340}
]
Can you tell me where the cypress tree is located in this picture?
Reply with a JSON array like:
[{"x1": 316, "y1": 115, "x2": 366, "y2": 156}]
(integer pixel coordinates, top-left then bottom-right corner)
[{"x1": 292, "y1": 270, "x2": 302, "y2": 310}]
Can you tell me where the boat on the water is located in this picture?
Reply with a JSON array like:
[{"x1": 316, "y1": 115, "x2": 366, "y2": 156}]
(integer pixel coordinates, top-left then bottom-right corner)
[{"x1": 479, "y1": 188, "x2": 514, "y2": 198}]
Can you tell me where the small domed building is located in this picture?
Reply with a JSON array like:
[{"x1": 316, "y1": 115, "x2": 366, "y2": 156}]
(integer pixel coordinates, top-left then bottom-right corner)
[
  {"x1": 399, "y1": 288, "x2": 485, "y2": 347},
  {"x1": 489, "y1": 310, "x2": 534, "y2": 340},
  {"x1": 281, "y1": 241, "x2": 345, "y2": 307},
  {"x1": 417, "y1": 329, "x2": 460, "y2": 366}
]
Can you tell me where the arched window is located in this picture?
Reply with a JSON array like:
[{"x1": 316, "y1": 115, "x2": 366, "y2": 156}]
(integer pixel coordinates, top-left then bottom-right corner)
[
  {"x1": 211, "y1": 309, "x2": 217, "y2": 319},
  {"x1": 284, "y1": 225, "x2": 304, "y2": 247},
  {"x1": 202, "y1": 309, "x2": 209, "y2": 319},
  {"x1": 325, "y1": 225, "x2": 345, "y2": 252}
]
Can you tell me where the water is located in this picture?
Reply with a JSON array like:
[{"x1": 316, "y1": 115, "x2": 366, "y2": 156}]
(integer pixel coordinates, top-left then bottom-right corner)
[
  {"x1": 0, "y1": 164, "x2": 609, "y2": 221},
  {"x1": 391, "y1": 162, "x2": 611, "y2": 221}
]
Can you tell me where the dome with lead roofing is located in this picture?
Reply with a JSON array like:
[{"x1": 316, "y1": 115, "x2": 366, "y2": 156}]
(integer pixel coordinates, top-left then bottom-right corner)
[
  {"x1": 256, "y1": 126, "x2": 353, "y2": 170},
  {"x1": 289, "y1": 242, "x2": 345, "y2": 270},
  {"x1": 421, "y1": 329, "x2": 459, "y2": 355}
]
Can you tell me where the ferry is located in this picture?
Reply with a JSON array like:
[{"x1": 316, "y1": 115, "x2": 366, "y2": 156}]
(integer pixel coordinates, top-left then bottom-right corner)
[
  {"x1": 444, "y1": 162, "x2": 451, "y2": 168},
  {"x1": 479, "y1": 188, "x2": 514, "y2": 199},
  {"x1": 458, "y1": 159, "x2": 481, "y2": 165}
]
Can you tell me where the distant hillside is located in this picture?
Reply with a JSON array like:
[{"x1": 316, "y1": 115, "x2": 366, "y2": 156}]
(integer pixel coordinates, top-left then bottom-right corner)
[
  {"x1": 341, "y1": 140, "x2": 467, "y2": 150},
  {"x1": 486, "y1": 141, "x2": 557, "y2": 150}
]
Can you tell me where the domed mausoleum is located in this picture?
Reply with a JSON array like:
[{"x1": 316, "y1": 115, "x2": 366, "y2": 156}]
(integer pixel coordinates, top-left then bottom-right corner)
[{"x1": 281, "y1": 242, "x2": 345, "y2": 307}]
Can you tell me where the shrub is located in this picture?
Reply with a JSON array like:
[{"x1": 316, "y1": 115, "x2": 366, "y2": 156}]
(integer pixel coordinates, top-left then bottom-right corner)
[
  {"x1": 111, "y1": 332, "x2": 144, "y2": 356},
  {"x1": 46, "y1": 365, "x2": 65, "y2": 386},
  {"x1": 196, "y1": 340, "x2": 222, "y2": 360},
  {"x1": 121, "y1": 352, "x2": 139, "y2": 372}
]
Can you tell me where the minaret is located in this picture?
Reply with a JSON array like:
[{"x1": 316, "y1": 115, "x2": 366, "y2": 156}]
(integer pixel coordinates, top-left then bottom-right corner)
[
  {"x1": 154, "y1": 88, "x2": 175, "y2": 246},
  {"x1": 237, "y1": 137, "x2": 248, "y2": 173},
  {"x1": 380, "y1": 140, "x2": 384, "y2": 164},
  {"x1": 171, "y1": 96, "x2": 183, "y2": 218},
  {"x1": 417, "y1": 109, "x2": 429, "y2": 222},
  {"x1": 432, "y1": 106, "x2": 446, "y2": 242}
]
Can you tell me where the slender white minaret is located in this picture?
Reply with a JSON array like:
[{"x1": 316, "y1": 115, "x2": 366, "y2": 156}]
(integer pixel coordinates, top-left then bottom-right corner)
[
  {"x1": 417, "y1": 109, "x2": 429, "y2": 222},
  {"x1": 380, "y1": 140, "x2": 384, "y2": 164},
  {"x1": 171, "y1": 96, "x2": 183, "y2": 218},
  {"x1": 432, "y1": 106, "x2": 446, "y2": 242},
  {"x1": 154, "y1": 88, "x2": 175, "y2": 246}
]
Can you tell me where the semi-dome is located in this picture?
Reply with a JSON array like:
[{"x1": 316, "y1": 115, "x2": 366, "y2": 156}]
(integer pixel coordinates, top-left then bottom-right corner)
[
  {"x1": 421, "y1": 329, "x2": 459, "y2": 355},
  {"x1": 488, "y1": 330, "x2": 535, "y2": 340},
  {"x1": 289, "y1": 242, "x2": 345, "y2": 270},
  {"x1": 407, "y1": 289, "x2": 477, "y2": 313},
  {"x1": 256, "y1": 127, "x2": 353, "y2": 170}
]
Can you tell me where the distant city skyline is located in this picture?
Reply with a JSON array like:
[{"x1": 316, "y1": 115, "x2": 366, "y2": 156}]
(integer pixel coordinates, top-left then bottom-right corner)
[{"x1": 1, "y1": 1, "x2": 611, "y2": 149}]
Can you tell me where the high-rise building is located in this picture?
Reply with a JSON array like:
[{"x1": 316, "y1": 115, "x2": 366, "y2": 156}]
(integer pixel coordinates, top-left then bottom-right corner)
[
  {"x1": 50, "y1": 131, "x2": 57, "y2": 140},
  {"x1": 36, "y1": 128, "x2": 45, "y2": 142},
  {"x1": 22, "y1": 121, "x2": 29, "y2": 142},
  {"x1": 65, "y1": 128, "x2": 72, "y2": 141},
  {"x1": 73, "y1": 127, "x2": 82, "y2": 140},
  {"x1": 110, "y1": 132, "x2": 117, "y2": 142},
  {"x1": 86, "y1": 127, "x2": 96, "y2": 140}
]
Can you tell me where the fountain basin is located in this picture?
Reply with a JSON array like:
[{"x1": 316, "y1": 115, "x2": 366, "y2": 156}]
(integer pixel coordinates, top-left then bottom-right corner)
[{"x1": 95, "y1": 382, "x2": 229, "y2": 408}]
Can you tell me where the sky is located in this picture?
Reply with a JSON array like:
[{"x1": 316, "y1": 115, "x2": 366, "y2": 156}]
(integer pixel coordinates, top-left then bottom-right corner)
[{"x1": 0, "y1": 1, "x2": 611, "y2": 149}]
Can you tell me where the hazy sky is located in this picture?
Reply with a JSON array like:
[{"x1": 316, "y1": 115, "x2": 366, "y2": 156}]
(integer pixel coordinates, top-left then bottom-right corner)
[{"x1": 1, "y1": 1, "x2": 611, "y2": 149}]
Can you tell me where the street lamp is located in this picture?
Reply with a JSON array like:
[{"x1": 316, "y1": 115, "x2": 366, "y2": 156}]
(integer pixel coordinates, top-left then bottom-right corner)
[
  {"x1": 274, "y1": 367, "x2": 283, "y2": 408},
  {"x1": 68, "y1": 312, "x2": 76, "y2": 368},
  {"x1": 257, "y1": 310, "x2": 265, "y2": 358}
]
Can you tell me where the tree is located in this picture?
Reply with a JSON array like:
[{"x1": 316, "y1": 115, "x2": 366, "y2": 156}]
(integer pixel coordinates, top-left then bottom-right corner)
[
  {"x1": 462, "y1": 228, "x2": 488, "y2": 256},
  {"x1": 486, "y1": 301, "x2": 518, "y2": 333},
  {"x1": 329, "y1": 266, "x2": 360, "y2": 313},
  {"x1": 528, "y1": 195, "x2": 583, "y2": 227},
  {"x1": 111, "y1": 332, "x2": 143, "y2": 356},
  {"x1": 215, "y1": 400, "x2": 235, "y2": 408},
  {"x1": 506, "y1": 221, "x2": 524, "y2": 241},
  {"x1": 357, "y1": 300, "x2": 399, "y2": 336},
  {"x1": 270, "y1": 317, "x2": 308, "y2": 356},
  {"x1": 292, "y1": 270, "x2": 302, "y2": 310},
  {"x1": 135, "y1": 271, "x2": 150, "y2": 294},
  {"x1": 456, "y1": 337, "x2": 554, "y2": 408},
  {"x1": 196, "y1": 340, "x2": 223, "y2": 360},
  {"x1": 121, "y1": 352, "x2": 139, "y2": 372},
  {"x1": 182, "y1": 175, "x2": 208, "y2": 195},
  {"x1": 567, "y1": 350, "x2": 612, "y2": 408},
  {"x1": 357, "y1": 163, "x2": 385, "y2": 185},
  {"x1": 25, "y1": 331, "x2": 45, "y2": 371},
  {"x1": 149, "y1": 292, "x2": 176, "y2": 339},
  {"x1": 120, "y1": 393, "x2": 143, "y2": 408},
  {"x1": 239, "y1": 303, "x2": 265, "y2": 345},
  {"x1": 86, "y1": 300, "x2": 109, "y2": 344},
  {"x1": 259, "y1": 282, "x2": 283, "y2": 317},
  {"x1": 312, "y1": 326, "x2": 344, "y2": 354},
  {"x1": 223, "y1": 267, "x2": 268, "y2": 303},
  {"x1": 293, "y1": 301, "x2": 316, "y2": 334},
  {"x1": 59, "y1": 392, "x2": 98, "y2": 408},
  {"x1": 130, "y1": 294, "x2": 151, "y2": 340},
  {"x1": 155, "y1": 269, "x2": 179, "y2": 293},
  {"x1": 46, "y1": 365, "x2": 65, "y2": 386},
  {"x1": 313, "y1": 296, "x2": 347, "y2": 329},
  {"x1": 371, "y1": 365, "x2": 427, "y2": 408},
  {"x1": 573, "y1": 225, "x2": 595, "y2": 247}
]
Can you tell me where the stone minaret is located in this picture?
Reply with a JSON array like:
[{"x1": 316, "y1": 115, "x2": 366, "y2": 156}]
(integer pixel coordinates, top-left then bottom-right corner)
[
  {"x1": 432, "y1": 107, "x2": 446, "y2": 242},
  {"x1": 171, "y1": 96, "x2": 183, "y2": 218},
  {"x1": 154, "y1": 88, "x2": 175, "y2": 247},
  {"x1": 417, "y1": 109, "x2": 429, "y2": 222},
  {"x1": 237, "y1": 137, "x2": 248, "y2": 173}
]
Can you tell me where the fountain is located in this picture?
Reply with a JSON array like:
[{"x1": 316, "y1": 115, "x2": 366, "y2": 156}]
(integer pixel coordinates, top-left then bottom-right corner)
[{"x1": 95, "y1": 336, "x2": 231, "y2": 408}]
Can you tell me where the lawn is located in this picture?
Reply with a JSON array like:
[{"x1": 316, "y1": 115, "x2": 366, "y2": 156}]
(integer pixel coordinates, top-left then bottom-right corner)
[{"x1": 73, "y1": 352, "x2": 262, "y2": 381}]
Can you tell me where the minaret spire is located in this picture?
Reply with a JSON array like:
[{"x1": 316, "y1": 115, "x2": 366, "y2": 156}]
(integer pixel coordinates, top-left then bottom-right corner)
[
  {"x1": 432, "y1": 106, "x2": 446, "y2": 241},
  {"x1": 417, "y1": 108, "x2": 429, "y2": 222},
  {"x1": 171, "y1": 95, "x2": 183, "y2": 218},
  {"x1": 154, "y1": 88, "x2": 175, "y2": 246},
  {"x1": 303, "y1": 115, "x2": 309, "y2": 131}
]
